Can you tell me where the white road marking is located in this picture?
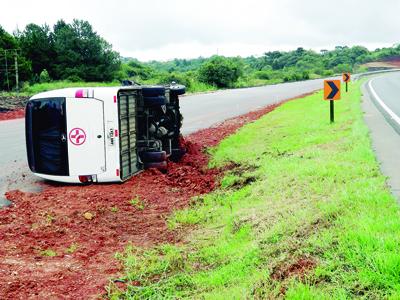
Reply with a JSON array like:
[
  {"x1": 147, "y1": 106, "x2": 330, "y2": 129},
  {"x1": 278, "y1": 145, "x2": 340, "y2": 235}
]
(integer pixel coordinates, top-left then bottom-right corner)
[{"x1": 368, "y1": 79, "x2": 400, "y2": 126}]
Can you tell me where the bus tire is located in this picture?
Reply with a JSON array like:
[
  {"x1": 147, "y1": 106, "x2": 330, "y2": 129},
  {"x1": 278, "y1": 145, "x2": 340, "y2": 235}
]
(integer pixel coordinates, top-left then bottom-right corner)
[
  {"x1": 140, "y1": 151, "x2": 167, "y2": 163},
  {"x1": 169, "y1": 85, "x2": 186, "y2": 96},
  {"x1": 169, "y1": 148, "x2": 186, "y2": 162}
]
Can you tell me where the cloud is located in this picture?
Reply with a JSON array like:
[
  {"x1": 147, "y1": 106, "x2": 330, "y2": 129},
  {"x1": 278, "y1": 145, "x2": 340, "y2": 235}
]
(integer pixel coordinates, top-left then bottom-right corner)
[{"x1": 2, "y1": 0, "x2": 399, "y2": 60}]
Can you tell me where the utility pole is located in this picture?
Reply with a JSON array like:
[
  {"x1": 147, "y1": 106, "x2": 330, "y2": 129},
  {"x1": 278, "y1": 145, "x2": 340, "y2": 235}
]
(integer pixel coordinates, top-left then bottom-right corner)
[
  {"x1": 1, "y1": 49, "x2": 20, "y2": 92},
  {"x1": 14, "y1": 51, "x2": 19, "y2": 93},
  {"x1": 4, "y1": 50, "x2": 10, "y2": 91}
]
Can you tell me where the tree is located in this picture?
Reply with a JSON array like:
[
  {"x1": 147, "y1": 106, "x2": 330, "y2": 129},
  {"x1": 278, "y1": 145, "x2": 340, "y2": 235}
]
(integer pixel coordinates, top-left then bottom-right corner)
[
  {"x1": 263, "y1": 51, "x2": 283, "y2": 69},
  {"x1": 0, "y1": 26, "x2": 32, "y2": 90},
  {"x1": 19, "y1": 23, "x2": 55, "y2": 78},
  {"x1": 295, "y1": 47, "x2": 305, "y2": 56},
  {"x1": 52, "y1": 19, "x2": 120, "y2": 81},
  {"x1": 0, "y1": 26, "x2": 17, "y2": 50},
  {"x1": 198, "y1": 56, "x2": 243, "y2": 88}
]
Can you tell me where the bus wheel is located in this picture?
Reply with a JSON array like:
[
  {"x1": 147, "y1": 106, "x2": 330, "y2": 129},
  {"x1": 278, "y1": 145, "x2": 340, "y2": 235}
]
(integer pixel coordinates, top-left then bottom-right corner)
[
  {"x1": 169, "y1": 148, "x2": 186, "y2": 162},
  {"x1": 140, "y1": 151, "x2": 167, "y2": 163},
  {"x1": 169, "y1": 84, "x2": 186, "y2": 96}
]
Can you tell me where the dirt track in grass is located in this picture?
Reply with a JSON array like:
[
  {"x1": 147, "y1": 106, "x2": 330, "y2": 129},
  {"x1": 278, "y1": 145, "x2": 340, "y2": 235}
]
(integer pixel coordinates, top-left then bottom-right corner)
[{"x1": 0, "y1": 96, "x2": 303, "y2": 299}]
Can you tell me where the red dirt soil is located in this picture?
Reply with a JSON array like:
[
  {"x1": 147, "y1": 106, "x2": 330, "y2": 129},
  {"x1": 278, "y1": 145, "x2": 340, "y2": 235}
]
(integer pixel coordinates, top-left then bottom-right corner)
[
  {"x1": 0, "y1": 98, "x2": 301, "y2": 299},
  {"x1": 0, "y1": 109, "x2": 25, "y2": 121},
  {"x1": 271, "y1": 257, "x2": 316, "y2": 281}
]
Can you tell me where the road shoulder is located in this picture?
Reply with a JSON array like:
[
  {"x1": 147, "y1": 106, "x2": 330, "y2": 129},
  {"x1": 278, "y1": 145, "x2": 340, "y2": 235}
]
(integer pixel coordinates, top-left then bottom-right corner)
[{"x1": 362, "y1": 81, "x2": 400, "y2": 200}]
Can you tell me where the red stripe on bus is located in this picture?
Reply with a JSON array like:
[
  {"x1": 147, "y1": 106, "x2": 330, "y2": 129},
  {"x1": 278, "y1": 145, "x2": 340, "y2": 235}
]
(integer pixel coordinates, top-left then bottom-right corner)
[
  {"x1": 114, "y1": 96, "x2": 117, "y2": 103},
  {"x1": 116, "y1": 169, "x2": 120, "y2": 176},
  {"x1": 115, "y1": 129, "x2": 119, "y2": 137}
]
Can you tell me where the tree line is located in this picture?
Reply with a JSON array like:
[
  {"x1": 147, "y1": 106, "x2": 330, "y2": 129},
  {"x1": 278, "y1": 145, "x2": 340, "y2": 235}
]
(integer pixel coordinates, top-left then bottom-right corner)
[
  {"x1": 127, "y1": 45, "x2": 400, "y2": 90},
  {"x1": 1, "y1": 19, "x2": 400, "y2": 92},
  {"x1": 0, "y1": 19, "x2": 120, "y2": 90}
]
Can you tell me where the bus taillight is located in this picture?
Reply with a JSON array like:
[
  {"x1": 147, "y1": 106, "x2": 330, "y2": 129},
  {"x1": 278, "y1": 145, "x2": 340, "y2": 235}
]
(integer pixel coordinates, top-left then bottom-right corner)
[{"x1": 79, "y1": 175, "x2": 93, "y2": 183}]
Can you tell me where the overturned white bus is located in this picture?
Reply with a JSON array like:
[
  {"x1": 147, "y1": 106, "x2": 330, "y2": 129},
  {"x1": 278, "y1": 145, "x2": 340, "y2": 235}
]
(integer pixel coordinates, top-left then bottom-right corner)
[{"x1": 25, "y1": 84, "x2": 186, "y2": 183}]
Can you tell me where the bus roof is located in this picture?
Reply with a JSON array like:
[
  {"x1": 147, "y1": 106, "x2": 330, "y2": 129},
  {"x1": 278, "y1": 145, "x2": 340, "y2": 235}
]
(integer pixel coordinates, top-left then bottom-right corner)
[{"x1": 30, "y1": 86, "x2": 142, "y2": 101}]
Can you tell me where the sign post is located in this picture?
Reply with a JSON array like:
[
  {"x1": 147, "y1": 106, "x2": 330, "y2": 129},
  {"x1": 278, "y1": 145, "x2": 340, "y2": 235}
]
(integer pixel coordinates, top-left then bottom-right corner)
[
  {"x1": 324, "y1": 80, "x2": 341, "y2": 123},
  {"x1": 342, "y1": 73, "x2": 351, "y2": 92}
]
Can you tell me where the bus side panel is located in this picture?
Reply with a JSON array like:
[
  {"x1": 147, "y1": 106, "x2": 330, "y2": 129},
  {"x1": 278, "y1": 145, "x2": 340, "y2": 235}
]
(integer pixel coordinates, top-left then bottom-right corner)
[{"x1": 118, "y1": 91, "x2": 141, "y2": 180}]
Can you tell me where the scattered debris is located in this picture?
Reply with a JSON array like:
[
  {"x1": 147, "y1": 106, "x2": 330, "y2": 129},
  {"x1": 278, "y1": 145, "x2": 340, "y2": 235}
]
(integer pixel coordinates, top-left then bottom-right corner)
[{"x1": 83, "y1": 212, "x2": 94, "y2": 220}]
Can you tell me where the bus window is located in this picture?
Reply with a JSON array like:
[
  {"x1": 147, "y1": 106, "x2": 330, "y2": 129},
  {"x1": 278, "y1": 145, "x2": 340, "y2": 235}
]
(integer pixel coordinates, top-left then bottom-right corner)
[{"x1": 26, "y1": 98, "x2": 69, "y2": 176}]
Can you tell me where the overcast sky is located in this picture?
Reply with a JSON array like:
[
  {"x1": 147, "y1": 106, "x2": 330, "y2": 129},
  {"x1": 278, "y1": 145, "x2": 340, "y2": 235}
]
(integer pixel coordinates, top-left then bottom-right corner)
[{"x1": 2, "y1": 0, "x2": 399, "y2": 61}]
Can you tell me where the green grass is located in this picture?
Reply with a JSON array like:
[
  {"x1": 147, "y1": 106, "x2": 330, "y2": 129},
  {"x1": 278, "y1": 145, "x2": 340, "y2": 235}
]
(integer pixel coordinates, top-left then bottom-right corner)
[
  {"x1": 0, "y1": 73, "x2": 321, "y2": 98},
  {"x1": 186, "y1": 81, "x2": 218, "y2": 93},
  {"x1": 65, "y1": 243, "x2": 79, "y2": 254},
  {"x1": 130, "y1": 196, "x2": 145, "y2": 210},
  {"x1": 0, "y1": 72, "x2": 323, "y2": 98},
  {"x1": 111, "y1": 80, "x2": 399, "y2": 298},
  {"x1": 138, "y1": 76, "x2": 218, "y2": 94},
  {"x1": 22, "y1": 81, "x2": 120, "y2": 94},
  {"x1": 40, "y1": 249, "x2": 57, "y2": 257},
  {"x1": 0, "y1": 81, "x2": 120, "y2": 97}
]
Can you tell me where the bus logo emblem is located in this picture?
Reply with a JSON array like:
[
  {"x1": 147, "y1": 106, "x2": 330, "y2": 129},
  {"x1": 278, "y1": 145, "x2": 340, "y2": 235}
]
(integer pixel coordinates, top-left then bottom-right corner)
[{"x1": 69, "y1": 128, "x2": 86, "y2": 146}]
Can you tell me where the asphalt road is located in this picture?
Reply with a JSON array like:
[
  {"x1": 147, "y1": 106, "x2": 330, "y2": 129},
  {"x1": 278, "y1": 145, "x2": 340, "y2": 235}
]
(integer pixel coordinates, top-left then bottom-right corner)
[
  {"x1": 0, "y1": 77, "x2": 337, "y2": 204},
  {"x1": 181, "y1": 78, "x2": 332, "y2": 133},
  {"x1": 1, "y1": 118, "x2": 26, "y2": 163},
  {"x1": 364, "y1": 72, "x2": 400, "y2": 199},
  {"x1": 0, "y1": 119, "x2": 42, "y2": 206},
  {"x1": 367, "y1": 72, "x2": 400, "y2": 122}
]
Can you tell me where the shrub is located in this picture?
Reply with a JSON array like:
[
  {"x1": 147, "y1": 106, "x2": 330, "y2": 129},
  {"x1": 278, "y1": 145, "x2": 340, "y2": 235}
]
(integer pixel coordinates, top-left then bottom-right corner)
[
  {"x1": 283, "y1": 71, "x2": 303, "y2": 82},
  {"x1": 313, "y1": 68, "x2": 324, "y2": 75},
  {"x1": 39, "y1": 69, "x2": 51, "y2": 83},
  {"x1": 198, "y1": 56, "x2": 243, "y2": 88},
  {"x1": 254, "y1": 70, "x2": 270, "y2": 80},
  {"x1": 302, "y1": 71, "x2": 310, "y2": 80},
  {"x1": 322, "y1": 70, "x2": 334, "y2": 76},
  {"x1": 158, "y1": 72, "x2": 192, "y2": 88},
  {"x1": 119, "y1": 61, "x2": 154, "y2": 80},
  {"x1": 65, "y1": 75, "x2": 83, "y2": 82},
  {"x1": 334, "y1": 63, "x2": 352, "y2": 74}
]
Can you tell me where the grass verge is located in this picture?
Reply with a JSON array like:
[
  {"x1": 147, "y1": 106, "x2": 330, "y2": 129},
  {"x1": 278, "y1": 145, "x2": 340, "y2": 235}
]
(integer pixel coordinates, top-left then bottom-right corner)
[
  {"x1": 108, "y1": 81, "x2": 400, "y2": 299},
  {"x1": 0, "y1": 81, "x2": 121, "y2": 98},
  {"x1": 0, "y1": 74, "x2": 317, "y2": 98},
  {"x1": 23, "y1": 81, "x2": 120, "y2": 95}
]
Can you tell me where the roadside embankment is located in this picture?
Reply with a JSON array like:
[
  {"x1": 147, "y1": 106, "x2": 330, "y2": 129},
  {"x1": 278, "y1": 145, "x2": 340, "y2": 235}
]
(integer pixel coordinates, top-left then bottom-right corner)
[
  {"x1": 0, "y1": 98, "x2": 285, "y2": 298},
  {"x1": 110, "y1": 81, "x2": 400, "y2": 299},
  {"x1": 0, "y1": 95, "x2": 28, "y2": 121}
]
